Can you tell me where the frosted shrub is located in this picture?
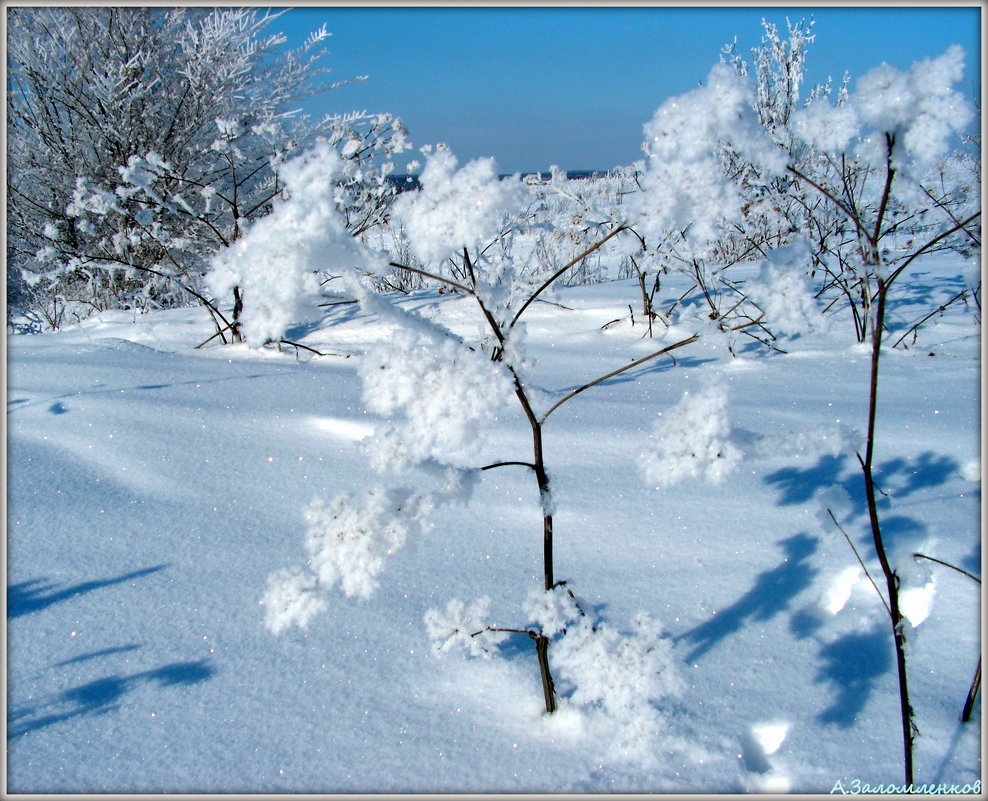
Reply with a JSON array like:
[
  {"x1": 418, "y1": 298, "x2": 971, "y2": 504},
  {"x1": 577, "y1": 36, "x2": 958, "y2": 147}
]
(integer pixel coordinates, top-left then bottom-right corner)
[
  {"x1": 209, "y1": 141, "x2": 374, "y2": 346},
  {"x1": 358, "y1": 329, "x2": 515, "y2": 472},
  {"x1": 640, "y1": 383, "x2": 741, "y2": 489},
  {"x1": 8, "y1": 6, "x2": 407, "y2": 334},
  {"x1": 426, "y1": 584, "x2": 682, "y2": 757},
  {"x1": 346, "y1": 142, "x2": 699, "y2": 727},
  {"x1": 391, "y1": 145, "x2": 528, "y2": 265}
]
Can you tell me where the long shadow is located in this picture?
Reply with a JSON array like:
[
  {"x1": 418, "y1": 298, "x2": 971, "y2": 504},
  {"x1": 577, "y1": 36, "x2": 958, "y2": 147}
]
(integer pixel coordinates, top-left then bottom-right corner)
[
  {"x1": 814, "y1": 627, "x2": 892, "y2": 728},
  {"x1": 764, "y1": 454, "x2": 852, "y2": 507},
  {"x1": 7, "y1": 371, "x2": 289, "y2": 414},
  {"x1": 8, "y1": 658, "x2": 216, "y2": 738},
  {"x1": 678, "y1": 533, "x2": 819, "y2": 663},
  {"x1": 764, "y1": 451, "x2": 958, "y2": 514},
  {"x1": 8, "y1": 565, "x2": 168, "y2": 618},
  {"x1": 54, "y1": 644, "x2": 141, "y2": 668}
]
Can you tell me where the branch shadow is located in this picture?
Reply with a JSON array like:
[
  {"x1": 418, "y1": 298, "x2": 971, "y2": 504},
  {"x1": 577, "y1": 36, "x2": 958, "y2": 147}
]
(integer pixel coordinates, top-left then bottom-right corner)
[
  {"x1": 8, "y1": 565, "x2": 168, "y2": 618},
  {"x1": 8, "y1": 658, "x2": 216, "y2": 739},
  {"x1": 553, "y1": 354, "x2": 717, "y2": 396},
  {"x1": 814, "y1": 627, "x2": 891, "y2": 728},
  {"x1": 677, "y1": 533, "x2": 819, "y2": 663},
  {"x1": 763, "y1": 451, "x2": 959, "y2": 515},
  {"x1": 764, "y1": 454, "x2": 852, "y2": 507}
]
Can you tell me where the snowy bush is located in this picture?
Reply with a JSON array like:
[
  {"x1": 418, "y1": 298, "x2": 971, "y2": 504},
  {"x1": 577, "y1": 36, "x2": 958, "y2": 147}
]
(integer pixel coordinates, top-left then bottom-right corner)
[
  {"x1": 208, "y1": 141, "x2": 377, "y2": 346},
  {"x1": 391, "y1": 146, "x2": 528, "y2": 265},
  {"x1": 640, "y1": 383, "x2": 741, "y2": 489},
  {"x1": 7, "y1": 6, "x2": 407, "y2": 335}
]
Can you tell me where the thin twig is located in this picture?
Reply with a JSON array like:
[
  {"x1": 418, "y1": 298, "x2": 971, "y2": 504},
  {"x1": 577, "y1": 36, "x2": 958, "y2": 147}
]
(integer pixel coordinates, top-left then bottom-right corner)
[
  {"x1": 540, "y1": 334, "x2": 698, "y2": 423},
  {"x1": 387, "y1": 261, "x2": 473, "y2": 294},
  {"x1": 827, "y1": 508, "x2": 892, "y2": 617},
  {"x1": 195, "y1": 322, "x2": 234, "y2": 350},
  {"x1": 912, "y1": 553, "x2": 981, "y2": 584},
  {"x1": 481, "y1": 460, "x2": 537, "y2": 471},
  {"x1": 509, "y1": 223, "x2": 628, "y2": 328},
  {"x1": 279, "y1": 339, "x2": 346, "y2": 358}
]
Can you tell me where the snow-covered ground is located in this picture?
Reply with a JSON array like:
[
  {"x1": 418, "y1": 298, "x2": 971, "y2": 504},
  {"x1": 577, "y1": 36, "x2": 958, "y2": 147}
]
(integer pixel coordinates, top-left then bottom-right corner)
[{"x1": 6, "y1": 254, "x2": 981, "y2": 793}]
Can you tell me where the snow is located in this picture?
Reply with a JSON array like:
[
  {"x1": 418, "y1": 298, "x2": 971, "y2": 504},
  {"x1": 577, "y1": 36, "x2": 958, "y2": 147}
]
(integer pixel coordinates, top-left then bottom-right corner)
[
  {"x1": 207, "y1": 140, "x2": 380, "y2": 348},
  {"x1": 6, "y1": 253, "x2": 981, "y2": 793},
  {"x1": 391, "y1": 145, "x2": 528, "y2": 265}
]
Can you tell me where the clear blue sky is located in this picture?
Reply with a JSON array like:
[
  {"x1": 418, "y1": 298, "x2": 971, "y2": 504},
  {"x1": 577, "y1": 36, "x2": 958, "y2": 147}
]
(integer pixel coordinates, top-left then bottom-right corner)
[{"x1": 272, "y1": 4, "x2": 982, "y2": 174}]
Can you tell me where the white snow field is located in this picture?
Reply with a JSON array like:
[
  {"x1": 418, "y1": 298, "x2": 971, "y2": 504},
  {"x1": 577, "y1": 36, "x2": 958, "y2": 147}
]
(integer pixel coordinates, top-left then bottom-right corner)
[{"x1": 6, "y1": 254, "x2": 981, "y2": 793}]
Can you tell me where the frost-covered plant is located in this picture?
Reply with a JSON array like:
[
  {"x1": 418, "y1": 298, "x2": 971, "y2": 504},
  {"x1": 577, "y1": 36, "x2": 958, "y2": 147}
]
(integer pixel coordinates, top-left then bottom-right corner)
[
  {"x1": 256, "y1": 139, "x2": 694, "y2": 731},
  {"x1": 666, "y1": 40, "x2": 980, "y2": 784},
  {"x1": 376, "y1": 146, "x2": 694, "y2": 717},
  {"x1": 788, "y1": 48, "x2": 978, "y2": 785},
  {"x1": 6, "y1": 6, "x2": 408, "y2": 335},
  {"x1": 639, "y1": 383, "x2": 742, "y2": 489}
]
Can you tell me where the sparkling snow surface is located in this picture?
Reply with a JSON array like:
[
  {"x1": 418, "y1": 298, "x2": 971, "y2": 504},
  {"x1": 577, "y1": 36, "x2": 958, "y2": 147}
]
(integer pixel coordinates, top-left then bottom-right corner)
[{"x1": 6, "y1": 256, "x2": 981, "y2": 793}]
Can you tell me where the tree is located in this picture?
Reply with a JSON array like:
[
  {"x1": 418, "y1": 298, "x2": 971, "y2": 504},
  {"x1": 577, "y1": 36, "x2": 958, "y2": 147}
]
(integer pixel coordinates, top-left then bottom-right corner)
[{"x1": 6, "y1": 6, "x2": 408, "y2": 337}]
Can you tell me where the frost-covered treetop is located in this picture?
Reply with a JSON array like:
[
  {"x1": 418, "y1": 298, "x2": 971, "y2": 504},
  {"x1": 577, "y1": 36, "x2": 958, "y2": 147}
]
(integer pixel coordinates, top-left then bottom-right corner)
[
  {"x1": 208, "y1": 140, "x2": 382, "y2": 347},
  {"x1": 793, "y1": 45, "x2": 973, "y2": 173},
  {"x1": 631, "y1": 63, "x2": 786, "y2": 254},
  {"x1": 391, "y1": 145, "x2": 529, "y2": 265}
]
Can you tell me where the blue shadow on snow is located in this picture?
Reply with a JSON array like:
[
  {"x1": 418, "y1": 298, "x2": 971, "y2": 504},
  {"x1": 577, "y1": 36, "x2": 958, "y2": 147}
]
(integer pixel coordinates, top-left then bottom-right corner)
[
  {"x1": 814, "y1": 627, "x2": 892, "y2": 728},
  {"x1": 8, "y1": 658, "x2": 216, "y2": 739},
  {"x1": 8, "y1": 565, "x2": 168, "y2": 618},
  {"x1": 677, "y1": 532, "x2": 819, "y2": 663}
]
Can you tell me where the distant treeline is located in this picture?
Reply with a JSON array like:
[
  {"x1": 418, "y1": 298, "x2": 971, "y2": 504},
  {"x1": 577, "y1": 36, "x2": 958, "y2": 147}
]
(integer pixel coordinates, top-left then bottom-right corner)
[{"x1": 385, "y1": 170, "x2": 605, "y2": 193}]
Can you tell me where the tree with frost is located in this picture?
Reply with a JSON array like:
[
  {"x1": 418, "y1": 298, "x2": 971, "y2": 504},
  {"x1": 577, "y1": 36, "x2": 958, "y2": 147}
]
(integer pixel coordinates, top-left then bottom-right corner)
[
  {"x1": 254, "y1": 142, "x2": 693, "y2": 742},
  {"x1": 7, "y1": 6, "x2": 408, "y2": 337},
  {"x1": 655, "y1": 41, "x2": 980, "y2": 784}
]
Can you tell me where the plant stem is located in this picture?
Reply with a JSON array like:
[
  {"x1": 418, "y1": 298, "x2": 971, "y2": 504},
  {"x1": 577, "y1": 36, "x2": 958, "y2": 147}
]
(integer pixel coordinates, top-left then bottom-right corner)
[
  {"x1": 962, "y1": 658, "x2": 981, "y2": 722},
  {"x1": 533, "y1": 631, "x2": 557, "y2": 713},
  {"x1": 861, "y1": 278, "x2": 915, "y2": 786}
]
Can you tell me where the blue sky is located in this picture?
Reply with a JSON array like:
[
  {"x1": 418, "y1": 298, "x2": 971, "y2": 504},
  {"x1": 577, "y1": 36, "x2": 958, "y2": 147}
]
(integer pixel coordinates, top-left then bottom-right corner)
[{"x1": 273, "y1": 4, "x2": 982, "y2": 174}]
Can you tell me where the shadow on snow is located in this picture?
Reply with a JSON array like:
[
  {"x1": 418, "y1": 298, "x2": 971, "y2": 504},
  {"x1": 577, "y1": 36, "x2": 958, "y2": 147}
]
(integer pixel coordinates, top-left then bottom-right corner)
[
  {"x1": 8, "y1": 565, "x2": 168, "y2": 618},
  {"x1": 813, "y1": 626, "x2": 891, "y2": 728},
  {"x1": 8, "y1": 657, "x2": 216, "y2": 738},
  {"x1": 676, "y1": 533, "x2": 819, "y2": 664}
]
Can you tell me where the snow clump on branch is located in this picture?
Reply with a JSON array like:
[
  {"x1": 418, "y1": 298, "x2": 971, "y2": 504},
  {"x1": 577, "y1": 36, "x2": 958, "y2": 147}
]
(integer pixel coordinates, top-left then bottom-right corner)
[
  {"x1": 747, "y1": 239, "x2": 827, "y2": 338},
  {"x1": 631, "y1": 63, "x2": 786, "y2": 256},
  {"x1": 359, "y1": 330, "x2": 516, "y2": 473},
  {"x1": 391, "y1": 145, "x2": 529, "y2": 264},
  {"x1": 208, "y1": 139, "x2": 381, "y2": 347},
  {"x1": 261, "y1": 484, "x2": 436, "y2": 634},
  {"x1": 640, "y1": 383, "x2": 741, "y2": 489},
  {"x1": 793, "y1": 45, "x2": 972, "y2": 174}
]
